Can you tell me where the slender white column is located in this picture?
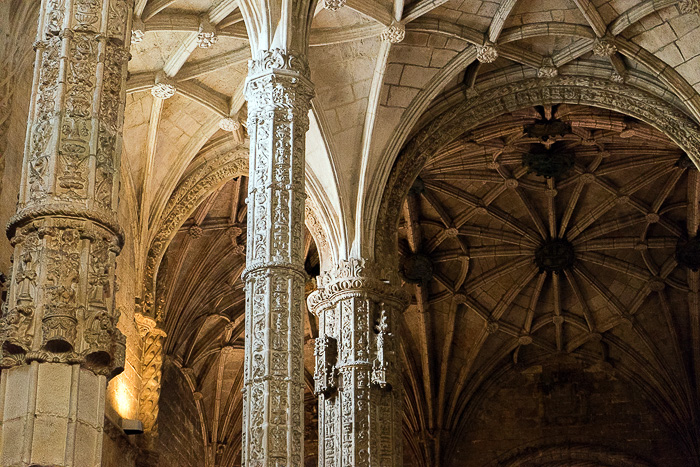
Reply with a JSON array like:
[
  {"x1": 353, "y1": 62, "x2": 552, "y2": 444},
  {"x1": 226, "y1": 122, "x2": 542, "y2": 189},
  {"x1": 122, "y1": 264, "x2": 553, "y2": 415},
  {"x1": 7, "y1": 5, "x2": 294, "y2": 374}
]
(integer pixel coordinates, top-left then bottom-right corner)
[
  {"x1": 308, "y1": 259, "x2": 407, "y2": 467},
  {"x1": 242, "y1": 50, "x2": 313, "y2": 467},
  {"x1": 0, "y1": 0, "x2": 132, "y2": 465}
]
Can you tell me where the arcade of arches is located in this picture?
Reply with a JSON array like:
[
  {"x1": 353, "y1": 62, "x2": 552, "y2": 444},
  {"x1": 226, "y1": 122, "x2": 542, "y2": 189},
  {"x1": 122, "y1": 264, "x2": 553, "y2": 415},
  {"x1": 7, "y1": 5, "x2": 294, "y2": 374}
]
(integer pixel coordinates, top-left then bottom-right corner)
[{"x1": 2, "y1": 0, "x2": 700, "y2": 466}]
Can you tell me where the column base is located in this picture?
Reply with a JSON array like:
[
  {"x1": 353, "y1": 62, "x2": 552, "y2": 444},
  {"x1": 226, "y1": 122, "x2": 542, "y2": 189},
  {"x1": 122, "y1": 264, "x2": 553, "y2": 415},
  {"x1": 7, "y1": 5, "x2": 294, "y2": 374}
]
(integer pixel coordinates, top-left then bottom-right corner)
[{"x1": 0, "y1": 363, "x2": 106, "y2": 467}]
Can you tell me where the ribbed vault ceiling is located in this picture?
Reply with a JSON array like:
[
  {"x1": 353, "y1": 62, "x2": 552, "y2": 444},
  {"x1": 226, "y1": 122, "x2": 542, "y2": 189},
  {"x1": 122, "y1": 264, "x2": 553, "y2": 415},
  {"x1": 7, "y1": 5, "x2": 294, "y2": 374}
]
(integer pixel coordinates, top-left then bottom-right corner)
[
  {"x1": 123, "y1": 0, "x2": 700, "y2": 265},
  {"x1": 159, "y1": 104, "x2": 700, "y2": 466},
  {"x1": 398, "y1": 104, "x2": 700, "y2": 465}
]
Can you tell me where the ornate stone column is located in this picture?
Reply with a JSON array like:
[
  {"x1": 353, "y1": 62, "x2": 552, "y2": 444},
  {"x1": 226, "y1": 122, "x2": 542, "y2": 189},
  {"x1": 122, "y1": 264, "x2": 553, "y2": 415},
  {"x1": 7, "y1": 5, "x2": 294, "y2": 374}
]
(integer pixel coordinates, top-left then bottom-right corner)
[
  {"x1": 307, "y1": 259, "x2": 407, "y2": 467},
  {"x1": 241, "y1": 50, "x2": 313, "y2": 467},
  {"x1": 0, "y1": 1, "x2": 132, "y2": 465}
]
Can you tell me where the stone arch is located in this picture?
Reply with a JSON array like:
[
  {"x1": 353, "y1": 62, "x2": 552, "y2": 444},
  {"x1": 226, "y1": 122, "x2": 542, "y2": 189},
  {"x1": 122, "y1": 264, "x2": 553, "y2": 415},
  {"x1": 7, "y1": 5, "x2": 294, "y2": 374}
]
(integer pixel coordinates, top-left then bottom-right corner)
[
  {"x1": 139, "y1": 151, "x2": 249, "y2": 321},
  {"x1": 140, "y1": 150, "x2": 339, "y2": 321},
  {"x1": 374, "y1": 76, "x2": 700, "y2": 265},
  {"x1": 491, "y1": 443, "x2": 655, "y2": 467}
]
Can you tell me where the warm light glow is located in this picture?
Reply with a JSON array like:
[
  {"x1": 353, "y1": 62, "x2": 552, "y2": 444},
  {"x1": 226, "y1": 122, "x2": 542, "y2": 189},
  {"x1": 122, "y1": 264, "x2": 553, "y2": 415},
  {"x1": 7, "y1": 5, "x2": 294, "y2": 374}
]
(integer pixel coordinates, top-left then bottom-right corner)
[{"x1": 111, "y1": 374, "x2": 135, "y2": 419}]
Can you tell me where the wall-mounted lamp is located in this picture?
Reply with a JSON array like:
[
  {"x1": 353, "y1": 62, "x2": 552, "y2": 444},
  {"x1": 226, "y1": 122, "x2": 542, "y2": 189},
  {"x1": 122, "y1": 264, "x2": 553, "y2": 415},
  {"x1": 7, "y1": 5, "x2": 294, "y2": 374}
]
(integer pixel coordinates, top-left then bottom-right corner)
[{"x1": 120, "y1": 419, "x2": 144, "y2": 435}]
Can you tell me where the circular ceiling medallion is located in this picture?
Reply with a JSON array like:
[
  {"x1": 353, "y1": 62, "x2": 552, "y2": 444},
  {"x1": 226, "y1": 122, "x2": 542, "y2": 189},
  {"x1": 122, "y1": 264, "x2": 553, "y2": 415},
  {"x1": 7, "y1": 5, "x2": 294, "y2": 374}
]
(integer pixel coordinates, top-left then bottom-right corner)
[{"x1": 535, "y1": 238, "x2": 575, "y2": 273}]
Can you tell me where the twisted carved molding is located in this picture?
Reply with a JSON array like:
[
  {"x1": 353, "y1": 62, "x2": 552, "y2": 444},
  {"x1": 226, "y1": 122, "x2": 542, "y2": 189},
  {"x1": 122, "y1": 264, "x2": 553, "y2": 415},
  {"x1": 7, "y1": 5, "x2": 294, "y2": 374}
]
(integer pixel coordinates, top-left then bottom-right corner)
[
  {"x1": 307, "y1": 259, "x2": 408, "y2": 467},
  {"x1": 1, "y1": 0, "x2": 133, "y2": 377},
  {"x1": 135, "y1": 312, "x2": 167, "y2": 448},
  {"x1": 139, "y1": 151, "x2": 248, "y2": 321},
  {"x1": 375, "y1": 76, "x2": 700, "y2": 264},
  {"x1": 242, "y1": 49, "x2": 313, "y2": 467}
]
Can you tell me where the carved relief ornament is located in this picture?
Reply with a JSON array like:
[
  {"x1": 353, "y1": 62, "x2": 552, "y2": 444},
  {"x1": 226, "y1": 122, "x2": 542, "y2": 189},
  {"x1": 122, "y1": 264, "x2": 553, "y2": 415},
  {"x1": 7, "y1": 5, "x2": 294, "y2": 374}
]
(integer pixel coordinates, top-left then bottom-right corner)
[{"x1": 2, "y1": 0, "x2": 132, "y2": 378}]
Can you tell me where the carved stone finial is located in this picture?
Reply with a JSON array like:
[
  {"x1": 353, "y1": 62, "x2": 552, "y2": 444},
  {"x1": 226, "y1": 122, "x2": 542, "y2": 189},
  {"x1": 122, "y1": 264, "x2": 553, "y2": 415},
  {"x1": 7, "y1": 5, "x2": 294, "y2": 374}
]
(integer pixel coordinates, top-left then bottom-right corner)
[
  {"x1": 324, "y1": 0, "x2": 346, "y2": 10},
  {"x1": 219, "y1": 117, "x2": 240, "y2": 132},
  {"x1": 592, "y1": 37, "x2": 617, "y2": 57},
  {"x1": 476, "y1": 41, "x2": 498, "y2": 63},
  {"x1": 197, "y1": 17, "x2": 217, "y2": 48},
  {"x1": 381, "y1": 22, "x2": 406, "y2": 43},
  {"x1": 680, "y1": 0, "x2": 700, "y2": 15}
]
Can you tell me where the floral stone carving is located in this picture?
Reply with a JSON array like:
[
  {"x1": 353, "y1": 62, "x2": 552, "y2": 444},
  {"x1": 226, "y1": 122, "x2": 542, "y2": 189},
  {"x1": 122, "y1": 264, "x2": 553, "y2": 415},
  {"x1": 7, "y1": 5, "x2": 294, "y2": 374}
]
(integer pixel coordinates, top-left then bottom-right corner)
[
  {"x1": 307, "y1": 258, "x2": 408, "y2": 467},
  {"x1": 242, "y1": 49, "x2": 314, "y2": 467},
  {"x1": 1, "y1": 0, "x2": 131, "y2": 378}
]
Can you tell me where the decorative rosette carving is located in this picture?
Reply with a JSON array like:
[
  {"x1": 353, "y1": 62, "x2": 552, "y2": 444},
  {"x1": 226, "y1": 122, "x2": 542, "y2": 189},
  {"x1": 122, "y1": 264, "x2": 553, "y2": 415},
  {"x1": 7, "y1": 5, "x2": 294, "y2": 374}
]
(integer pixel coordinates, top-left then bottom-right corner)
[
  {"x1": 380, "y1": 22, "x2": 406, "y2": 43},
  {"x1": 131, "y1": 17, "x2": 145, "y2": 44},
  {"x1": 610, "y1": 71, "x2": 626, "y2": 83},
  {"x1": 538, "y1": 66, "x2": 559, "y2": 78},
  {"x1": 476, "y1": 41, "x2": 499, "y2": 63},
  {"x1": 197, "y1": 18, "x2": 217, "y2": 48},
  {"x1": 324, "y1": 0, "x2": 346, "y2": 10},
  {"x1": 151, "y1": 82, "x2": 176, "y2": 99},
  {"x1": 219, "y1": 117, "x2": 241, "y2": 132},
  {"x1": 592, "y1": 37, "x2": 617, "y2": 57}
]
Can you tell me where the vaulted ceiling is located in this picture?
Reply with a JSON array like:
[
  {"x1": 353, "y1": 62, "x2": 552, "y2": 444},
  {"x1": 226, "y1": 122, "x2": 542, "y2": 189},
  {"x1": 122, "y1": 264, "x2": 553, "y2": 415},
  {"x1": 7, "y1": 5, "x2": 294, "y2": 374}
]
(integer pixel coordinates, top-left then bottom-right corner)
[
  {"x1": 124, "y1": 0, "x2": 700, "y2": 268},
  {"x1": 118, "y1": 0, "x2": 700, "y2": 466},
  {"x1": 397, "y1": 104, "x2": 700, "y2": 464}
]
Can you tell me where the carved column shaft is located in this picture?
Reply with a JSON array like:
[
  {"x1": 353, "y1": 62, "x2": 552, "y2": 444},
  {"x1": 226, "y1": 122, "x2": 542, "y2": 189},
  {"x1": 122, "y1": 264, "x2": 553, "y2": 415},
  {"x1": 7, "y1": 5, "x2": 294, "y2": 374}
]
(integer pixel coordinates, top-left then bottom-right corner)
[
  {"x1": 0, "y1": 0, "x2": 132, "y2": 465},
  {"x1": 308, "y1": 260, "x2": 407, "y2": 467},
  {"x1": 242, "y1": 50, "x2": 313, "y2": 467}
]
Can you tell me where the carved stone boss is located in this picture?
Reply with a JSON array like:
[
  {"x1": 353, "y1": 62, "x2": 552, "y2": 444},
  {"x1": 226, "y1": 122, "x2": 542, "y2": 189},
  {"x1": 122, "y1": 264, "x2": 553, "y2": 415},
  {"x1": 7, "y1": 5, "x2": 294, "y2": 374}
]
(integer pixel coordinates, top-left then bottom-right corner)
[
  {"x1": 308, "y1": 259, "x2": 408, "y2": 467},
  {"x1": 241, "y1": 49, "x2": 314, "y2": 467},
  {"x1": 1, "y1": 0, "x2": 132, "y2": 377}
]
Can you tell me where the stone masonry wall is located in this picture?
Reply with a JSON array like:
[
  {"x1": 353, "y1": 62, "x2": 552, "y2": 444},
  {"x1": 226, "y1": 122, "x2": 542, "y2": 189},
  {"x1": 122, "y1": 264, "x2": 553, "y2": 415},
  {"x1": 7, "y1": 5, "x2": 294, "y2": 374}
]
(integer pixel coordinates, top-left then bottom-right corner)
[
  {"x1": 156, "y1": 358, "x2": 205, "y2": 467},
  {"x1": 449, "y1": 358, "x2": 695, "y2": 467}
]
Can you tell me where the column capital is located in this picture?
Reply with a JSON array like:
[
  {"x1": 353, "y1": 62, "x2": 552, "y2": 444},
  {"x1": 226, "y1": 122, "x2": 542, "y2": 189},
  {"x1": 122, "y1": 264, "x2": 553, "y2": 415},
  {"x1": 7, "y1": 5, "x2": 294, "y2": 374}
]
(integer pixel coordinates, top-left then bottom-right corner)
[
  {"x1": 245, "y1": 49, "x2": 314, "y2": 114},
  {"x1": 134, "y1": 311, "x2": 166, "y2": 339},
  {"x1": 308, "y1": 258, "x2": 409, "y2": 314}
]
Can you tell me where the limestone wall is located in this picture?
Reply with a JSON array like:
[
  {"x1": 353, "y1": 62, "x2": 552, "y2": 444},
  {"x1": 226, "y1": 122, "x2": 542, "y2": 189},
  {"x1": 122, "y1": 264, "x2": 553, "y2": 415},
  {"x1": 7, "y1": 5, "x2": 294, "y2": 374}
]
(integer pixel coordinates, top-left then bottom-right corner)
[
  {"x1": 155, "y1": 359, "x2": 206, "y2": 467},
  {"x1": 0, "y1": 1, "x2": 36, "y2": 283},
  {"x1": 450, "y1": 359, "x2": 695, "y2": 467}
]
